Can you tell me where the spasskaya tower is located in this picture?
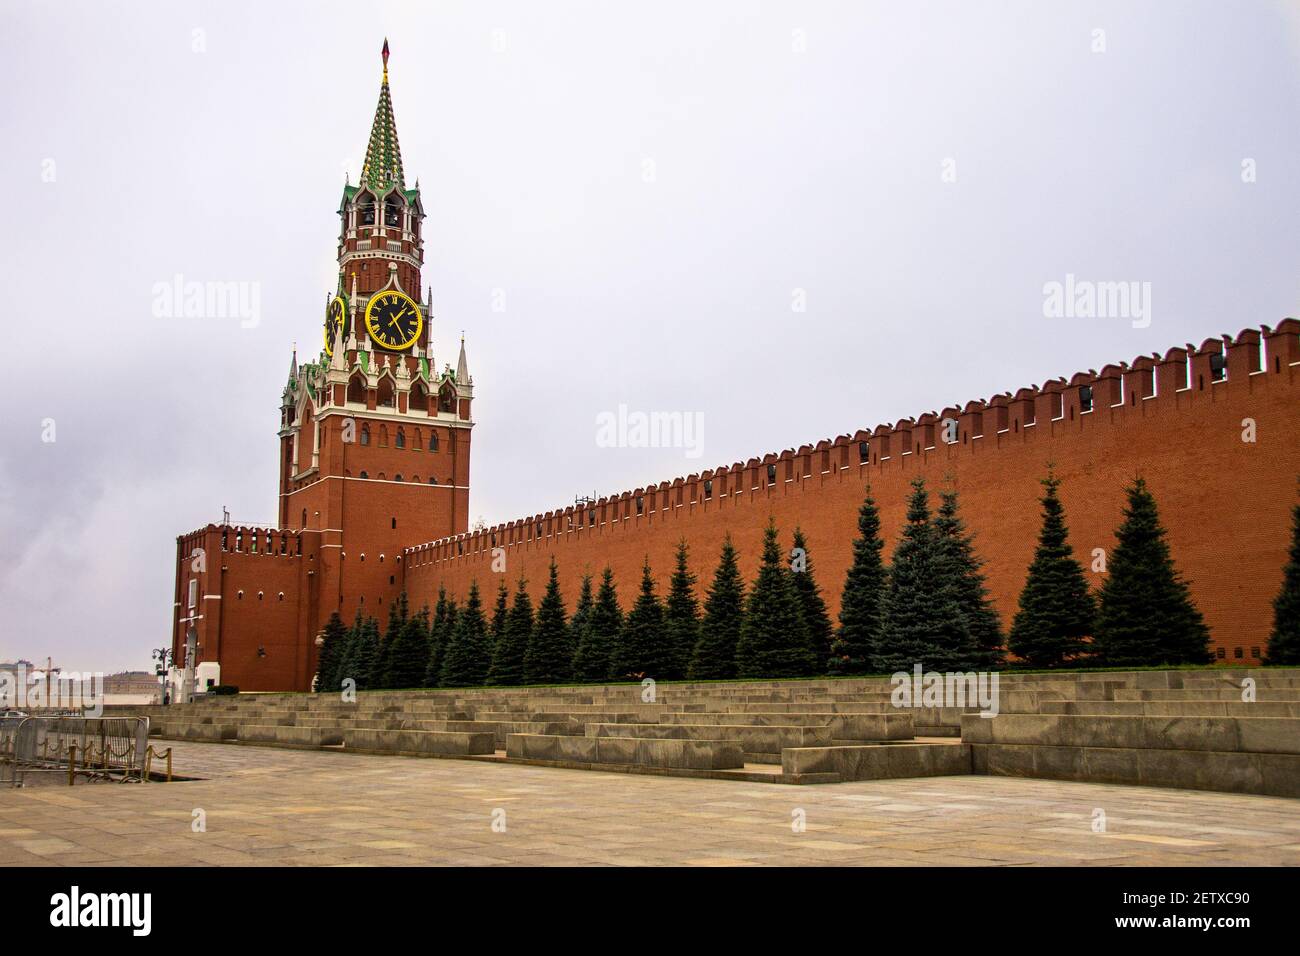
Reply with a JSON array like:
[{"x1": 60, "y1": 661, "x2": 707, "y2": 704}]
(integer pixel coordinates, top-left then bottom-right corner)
[{"x1": 172, "y1": 41, "x2": 474, "y2": 693}]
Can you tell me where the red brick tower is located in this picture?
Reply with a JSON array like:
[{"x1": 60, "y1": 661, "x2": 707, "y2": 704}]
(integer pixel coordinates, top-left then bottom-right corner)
[
  {"x1": 171, "y1": 41, "x2": 475, "y2": 692},
  {"x1": 279, "y1": 39, "x2": 475, "y2": 627}
]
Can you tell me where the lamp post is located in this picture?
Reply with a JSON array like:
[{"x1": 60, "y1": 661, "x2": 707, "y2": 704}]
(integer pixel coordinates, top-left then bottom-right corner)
[{"x1": 152, "y1": 647, "x2": 174, "y2": 706}]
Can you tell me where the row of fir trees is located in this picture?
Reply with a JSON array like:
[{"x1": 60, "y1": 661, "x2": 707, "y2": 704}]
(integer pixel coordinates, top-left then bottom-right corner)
[{"x1": 315, "y1": 474, "x2": 1300, "y2": 690}]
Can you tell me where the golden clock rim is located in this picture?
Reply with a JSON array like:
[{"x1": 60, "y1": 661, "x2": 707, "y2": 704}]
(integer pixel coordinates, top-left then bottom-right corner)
[
  {"x1": 363, "y1": 290, "x2": 423, "y2": 351},
  {"x1": 323, "y1": 294, "x2": 348, "y2": 356}
]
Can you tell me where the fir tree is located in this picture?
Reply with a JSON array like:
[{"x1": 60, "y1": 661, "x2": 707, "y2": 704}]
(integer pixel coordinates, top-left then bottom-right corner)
[
  {"x1": 829, "y1": 487, "x2": 887, "y2": 675},
  {"x1": 426, "y1": 598, "x2": 457, "y2": 686},
  {"x1": 614, "y1": 560, "x2": 667, "y2": 679},
  {"x1": 735, "y1": 521, "x2": 816, "y2": 679},
  {"x1": 1093, "y1": 478, "x2": 1212, "y2": 666},
  {"x1": 524, "y1": 560, "x2": 573, "y2": 684},
  {"x1": 313, "y1": 611, "x2": 348, "y2": 693},
  {"x1": 487, "y1": 577, "x2": 533, "y2": 686},
  {"x1": 489, "y1": 580, "x2": 510, "y2": 661},
  {"x1": 789, "y1": 528, "x2": 834, "y2": 671},
  {"x1": 573, "y1": 568, "x2": 623, "y2": 682},
  {"x1": 375, "y1": 592, "x2": 410, "y2": 689},
  {"x1": 877, "y1": 479, "x2": 973, "y2": 672},
  {"x1": 1266, "y1": 491, "x2": 1300, "y2": 665},
  {"x1": 387, "y1": 605, "x2": 431, "y2": 688},
  {"x1": 662, "y1": 540, "x2": 701, "y2": 681},
  {"x1": 1008, "y1": 472, "x2": 1097, "y2": 668},
  {"x1": 439, "y1": 581, "x2": 491, "y2": 687},
  {"x1": 569, "y1": 573, "x2": 595, "y2": 653},
  {"x1": 349, "y1": 616, "x2": 382, "y2": 691},
  {"x1": 688, "y1": 535, "x2": 745, "y2": 680},
  {"x1": 935, "y1": 490, "x2": 1004, "y2": 669},
  {"x1": 335, "y1": 611, "x2": 364, "y2": 689},
  {"x1": 424, "y1": 588, "x2": 452, "y2": 687}
]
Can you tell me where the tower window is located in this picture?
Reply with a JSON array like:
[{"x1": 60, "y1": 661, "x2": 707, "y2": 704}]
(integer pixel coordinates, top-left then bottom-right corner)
[
  {"x1": 395, "y1": 428, "x2": 405, "y2": 449},
  {"x1": 429, "y1": 477, "x2": 438, "y2": 485},
  {"x1": 360, "y1": 425, "x2": 370, "y2": 446},
  {"x1": 429, "y1": 433, "x2": 439, "y2": 452},
  {"x1": 1080, "y1": 385, "x2": 1093, "y2": 412},
  {"x1": 394, "y1": 474, "x2": 402, "y2": 482},
  {"x1": 704, "y1": 479, "x2": 713, "y2": 500},
  {"x1": 767, "y1": 463, "x2": 777, "y2": 485},
  {"x1": 359, "y1": 470, "x2": 368, "y2": 479},
  {"x1": 858, "y1": 441, "x2": 869, "y2": 464},
  {"x1": 636, "y1": 496, "x2": 644, "y2": 515}
]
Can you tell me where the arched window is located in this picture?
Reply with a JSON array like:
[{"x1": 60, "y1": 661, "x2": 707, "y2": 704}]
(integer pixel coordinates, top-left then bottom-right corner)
[
  {"x1": 300, "y1": 509, "x2": 307, "y2": 528},
  {"x1": 347, "y1": 372, "x2": 366, "y2": 405},
  {"x1": 429, "y1": 476, "x2": 438, "y2": 485},
  {"x1": 358, "y1": 192, "x2": 376, "y2": 226},
  {"x1": 359, "y1": 470, "x2": 369, "y2": 479},
  {"x1": 429, "y1": 431, "x2": 440, "y2": 453},
  {"x1": 438, "y1": 383, "x2": 456, "y2": 413},
  {"x1": 377, "y1": 376, "x2": 396, "y2": 408},
  {"x1": 360, "y1": 424, "x2": 370, "y2": 446},
  {"x1": 395, "y1": 427, "x2": 405, "y2": 449},
  {"x1": 384, "y1": 195, "x2": 401, "y2": 227},
  {"x1": 410, "y1": 380, "x2": 429, "y2": 414},
  {"x1": 394, "y1": 474, "x2": 403, "y2": 482}
]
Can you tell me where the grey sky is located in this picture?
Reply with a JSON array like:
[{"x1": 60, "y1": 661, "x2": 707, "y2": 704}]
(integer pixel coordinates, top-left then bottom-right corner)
[{"x1": 1, "y1": 0, "x2": 1297, "y2": 673}]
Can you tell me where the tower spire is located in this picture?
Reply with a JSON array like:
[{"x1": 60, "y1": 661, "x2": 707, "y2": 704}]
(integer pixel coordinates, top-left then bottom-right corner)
[
  {"x1": 361, "y1": 38, "x2": 405, "y2": 192},
  {"x1": 456, "y1": 333, "x2": 469, "y2": 383}
]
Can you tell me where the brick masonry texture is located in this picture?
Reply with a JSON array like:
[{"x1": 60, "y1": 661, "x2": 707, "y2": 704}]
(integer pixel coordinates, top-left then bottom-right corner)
[
  {"x1": 406, "y1": 324, "x2": 1300, "y2": 680},
  {"x1": 174, "y1": 323, "x2": 1299, "y2": 692}
]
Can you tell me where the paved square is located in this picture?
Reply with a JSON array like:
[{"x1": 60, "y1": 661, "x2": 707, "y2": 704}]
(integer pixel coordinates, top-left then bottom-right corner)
[{"x1": 1, "y1": 743, "x2": 1297, "y2": 866}]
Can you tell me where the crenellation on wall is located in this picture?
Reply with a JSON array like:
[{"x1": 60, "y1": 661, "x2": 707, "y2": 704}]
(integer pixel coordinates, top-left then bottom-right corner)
[{"x1": 404, "y1": 324, "x2": 1297, "y2": 590}]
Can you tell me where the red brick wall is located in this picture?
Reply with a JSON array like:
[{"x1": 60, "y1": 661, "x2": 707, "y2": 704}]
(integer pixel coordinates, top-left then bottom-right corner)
[{"x1": 405, "y1": 324, "x2": 1300, "y2": 666}]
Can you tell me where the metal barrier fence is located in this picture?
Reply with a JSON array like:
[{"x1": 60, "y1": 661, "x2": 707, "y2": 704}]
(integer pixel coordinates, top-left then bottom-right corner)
[{"x1": 0, "y1": 716, "x2": 152, "y2": 786}]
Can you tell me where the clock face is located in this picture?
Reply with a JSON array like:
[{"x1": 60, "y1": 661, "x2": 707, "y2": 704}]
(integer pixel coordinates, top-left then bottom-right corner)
[
  {"x1": 364, "y1": 290, "x2": 422, "y2": 351},
  {"x1": 323, "y1": 295, "x2": 348, "y2": 356}
]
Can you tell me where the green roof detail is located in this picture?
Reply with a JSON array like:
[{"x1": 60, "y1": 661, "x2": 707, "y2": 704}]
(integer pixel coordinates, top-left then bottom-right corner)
[{"x1": 360, "y1": 44, "x2": 405, "y2": 193}]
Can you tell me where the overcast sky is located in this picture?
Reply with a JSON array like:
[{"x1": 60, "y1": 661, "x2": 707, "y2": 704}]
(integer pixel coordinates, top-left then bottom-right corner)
[{"x1": 1, "y1": 0, "x2": 1297, "y2": 673}]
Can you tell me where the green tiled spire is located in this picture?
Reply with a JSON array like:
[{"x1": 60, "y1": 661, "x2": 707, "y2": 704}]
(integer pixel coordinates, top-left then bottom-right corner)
[{"x1": 360, "y1": 38, "x2": 405, "y2": 193}]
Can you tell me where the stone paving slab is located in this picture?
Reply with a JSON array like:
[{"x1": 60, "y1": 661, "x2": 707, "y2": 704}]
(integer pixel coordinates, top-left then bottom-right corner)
[{"x1": 1, "y1": 741, "x2": 1297, "y2": 867}]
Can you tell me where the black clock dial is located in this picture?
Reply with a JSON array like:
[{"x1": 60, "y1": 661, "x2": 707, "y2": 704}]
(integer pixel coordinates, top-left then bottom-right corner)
[
  {"x1": 323, "y1": 295, "x2": 347, "y2": 355},
  {"x1": 364, "y1": 290, "x2": 422, "y2": 351}
]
